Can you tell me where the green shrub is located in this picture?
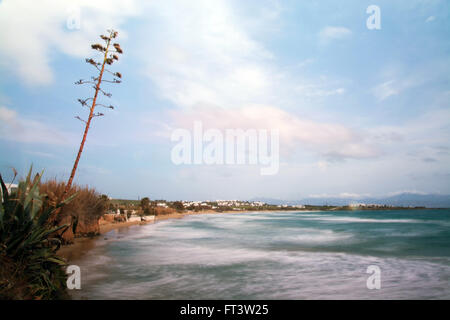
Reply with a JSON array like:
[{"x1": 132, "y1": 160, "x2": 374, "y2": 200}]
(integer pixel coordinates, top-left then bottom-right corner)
[
  {"x1": 171, "y1": 201, "x2": 184, "y2": 212},
  {"x1": 0, "y1": 168, "x2": 74, "y2": 299}
]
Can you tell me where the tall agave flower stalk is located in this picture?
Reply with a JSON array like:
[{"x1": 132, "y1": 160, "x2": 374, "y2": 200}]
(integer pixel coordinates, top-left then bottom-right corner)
[{"x1": 65, "y1": 29, "x2": 123, "y2": 195}]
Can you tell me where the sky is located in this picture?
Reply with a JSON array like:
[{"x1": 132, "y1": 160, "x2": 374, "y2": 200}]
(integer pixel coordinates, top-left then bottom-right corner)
[{"x1": 0, "y1": 0, "x2": 449, "y2": 201}]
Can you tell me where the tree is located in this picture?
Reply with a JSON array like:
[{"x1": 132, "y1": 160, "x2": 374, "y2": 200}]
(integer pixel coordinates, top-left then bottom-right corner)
[
  {"x1": 100, "y1": 194, "x2": 110, "y2": 210},
  {"x1": 140, "y1": 197, "x2": 150, "y2": 210},
  {"x1": 64, "y1": 29, "x2": 123, "y2": 195},
  {"x1": 172, "y1": 201, "x2": 184, "y2": 212}
]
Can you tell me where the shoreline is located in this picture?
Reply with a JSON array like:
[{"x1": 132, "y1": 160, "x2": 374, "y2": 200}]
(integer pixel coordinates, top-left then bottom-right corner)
[
  {"x1": 57, "y1": 206, "x2": 423, "y2": 262},
  {"x1": 57, "y1": 209, "x2": 259, "y2": 262}
]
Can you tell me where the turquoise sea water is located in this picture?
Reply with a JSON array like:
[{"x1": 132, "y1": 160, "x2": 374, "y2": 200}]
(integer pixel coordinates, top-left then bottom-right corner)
[{"x1": 70, "y1": 209, "x2": 450, "y2": 299}]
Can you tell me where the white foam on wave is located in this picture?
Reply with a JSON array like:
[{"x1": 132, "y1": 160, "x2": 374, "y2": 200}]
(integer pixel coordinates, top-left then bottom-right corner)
[
  {"x1": 71, "y1": 209, "x2": 450, "y2": 299},
  {"x1": 276, "y1": 228, "x2": 353, "y2": 243},
  {"x1": 74, "y1": 240, "x2": 450, "y2": 299},
  {"x1": 264, "y1": 252, "x2": 450, "y2": 299},
  {"x1": 296, "y1": 213, "x2": 331, "y2": 217},
  {"x1": 136, "y1": 244, "x2": 271, "y2": 266},
  {"x1": 302, "y1": 216, "x2": 422, "y2": 223}
]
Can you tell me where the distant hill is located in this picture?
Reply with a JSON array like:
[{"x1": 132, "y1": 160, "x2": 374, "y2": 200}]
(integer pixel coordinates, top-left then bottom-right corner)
[{"x1": 251, "y1": 193, "x2": 450, "y2": 208}]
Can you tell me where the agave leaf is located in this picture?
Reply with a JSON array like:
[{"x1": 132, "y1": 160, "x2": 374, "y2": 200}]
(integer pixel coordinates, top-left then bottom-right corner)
[
  {"x1": 17, "y1": 181, "x2": 27, "y2": 216},
  {"x1": 41, "y1": 224, "x2": 69, "y2": 239},
  {"x1": 2, "y1": 166, "x2": 81, "y2": 298},
  {"x1": 7, "y1": 232, "x2": 29, "y2": 255},
  {"x1": 24, "y1": 172, "x2": 42, "y2": 211},
  {"x1": 48, "y1": 238, "x2": 62, "y2": 252},
  {"x1": 47, "y1": 257, "x2": 66, "y2": 266},
  {"x1": 37, "y1": 206, "x2": 54, "y2": 227},
  {"x1": 30, "y1": 197, "x2": 43, "y2": 220},
  {"x1": 0, "y1": 199, "x2": 4, "y2": 231},
  {"x1": 0, "y1": 173, "x2": 9, "y2": 203},
  {"x1": 27, "y1": 223, "x2": 68, "y2": 248},
  {"x1": 60, "y1": 191, "x2": 78, "y2": 205},
  {"x1": 0, "y1": 183, "x2": 4, "y2": 230},
  {"x1": 23, "y1": 224, "x2": 69, "y2": 250},
  {"x1": 26, "y1": 228, "x2": 49, "y2": 247},
  {"x1": 26, "y1": 165, "x2": 33, "y2": 185}
]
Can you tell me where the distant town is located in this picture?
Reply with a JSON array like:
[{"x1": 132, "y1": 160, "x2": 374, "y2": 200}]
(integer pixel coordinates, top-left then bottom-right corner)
[{"x1": 107, "y1": 198, "x2": 427, "y2": 218}]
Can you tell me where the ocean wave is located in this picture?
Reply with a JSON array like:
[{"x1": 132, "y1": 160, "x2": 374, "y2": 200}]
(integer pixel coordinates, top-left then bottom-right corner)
[
  {"x1": 300, "y1": 216, "x2": 422, "y2": 223},
  {"x1": 70, "y1": 210, "x2": 450, "y2": 300},
  {"x1": 72, "y1": 244, "x2": 450, "y2": 299}
]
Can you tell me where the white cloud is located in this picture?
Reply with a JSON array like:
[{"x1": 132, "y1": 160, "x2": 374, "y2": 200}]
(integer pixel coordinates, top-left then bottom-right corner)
[
  {"x1": 0, "y1": 106, "x2": 70, "y2": 144},
  {"x1": 164, "y1": 105, "x2": 379, "y2": 160},
  {"x1": 127, "y1": 2, "x2": 375, "y2": 162},
  {"x1": 425, "y1": 16, "x2": 436, "y2": 23},
  {"x1": 366, "y1": 107, "x2": 450, "y2": 169},
  {"x1": 319, "y1": 26, "x2": 352, "y2": 43},
  {"x1": 25, "y1": 150, "x2": 57, "y2": 158},
  {"x1": 0, "y1": 0, "x2": 138, "y2": 85},
  {"x1": 295, "y1": 84, "x2": 345, "y2": 98},
  {"x1": 372, "y1": 76, "x2": 422, "y2": 101},
  {"x1": 140, "y1": 2, "x2": 347, "y2": 111},
  {"x1": 1, "y1": 0, "x2": 350, "y2": 125},
  {"x1": 372, "y1": 80, "x2": 399, "y2": 100},
  {"x1": 371, "y1": 60, "x2": 449, "y2": 101},
  {"x1": 136, "y1": 1, "x2": 352, "y2": 135},
  {"x1": 140, "y1": 0, "x2": 274, "y2": 109},
  {"x1": 295, "y1": 58, "x2": 315, "y2": 68}
]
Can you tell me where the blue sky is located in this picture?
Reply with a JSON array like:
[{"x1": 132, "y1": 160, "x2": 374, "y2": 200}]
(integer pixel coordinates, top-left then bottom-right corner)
[{"x1": 1, "y1": 0, "x2": 449, "y2": 200}]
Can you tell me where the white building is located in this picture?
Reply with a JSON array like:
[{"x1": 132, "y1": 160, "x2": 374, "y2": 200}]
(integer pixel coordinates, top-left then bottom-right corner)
[{"x1": 156, "y1": 202, "x2": 168, "y2": 208}]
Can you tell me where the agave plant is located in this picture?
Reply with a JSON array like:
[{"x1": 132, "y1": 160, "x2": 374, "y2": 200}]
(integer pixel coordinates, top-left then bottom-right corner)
[{"x1": 0, "y1": 167, "x2": 76, "y2": 299}]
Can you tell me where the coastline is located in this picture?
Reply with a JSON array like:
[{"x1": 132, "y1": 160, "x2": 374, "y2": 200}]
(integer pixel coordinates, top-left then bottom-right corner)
[
  {"x1": 57, "y1": 206, "x2": 426, "y2": 262},
  {"x1": 57, "y1": 209, "x2": 257, "y2": 262}
]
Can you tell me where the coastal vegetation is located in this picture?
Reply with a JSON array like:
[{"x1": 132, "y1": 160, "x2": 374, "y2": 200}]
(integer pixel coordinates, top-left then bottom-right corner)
[
  {"x1": 0, "y1": 169, "x2": 73, "y2": 299},
  {"x1": 40, "y1": 179, "x2": 109, "y2": 242},
  {"x1": 0, "y1": 29, "x2": 124, "y2": 300}
]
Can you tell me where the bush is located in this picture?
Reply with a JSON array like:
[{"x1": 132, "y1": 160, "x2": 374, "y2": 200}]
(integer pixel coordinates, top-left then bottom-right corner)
[
  {"x1": 140, "y1": 197, "x2": 150, "y2": 210},
  {"x1": 171, "y1": 201, "x2": 184, "y2": 212},
  {"x1": 0, "y1": 169, "x2": 73, "y2": 299},
  {"x1": 154, "y1": 207, "x2": 176, "y2": 216},
  {"x1": 39, "y1": 179, "x2": 108, "y2": 242}
]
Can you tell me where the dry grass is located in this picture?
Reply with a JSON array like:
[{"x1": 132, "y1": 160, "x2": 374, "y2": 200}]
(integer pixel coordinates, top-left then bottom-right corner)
[
  {"x1": 40, "y1": 179, "x2": 108, "y2": 242},
  {"x1": 154, "y1": 207, "x2": 176, "y2": 216}
]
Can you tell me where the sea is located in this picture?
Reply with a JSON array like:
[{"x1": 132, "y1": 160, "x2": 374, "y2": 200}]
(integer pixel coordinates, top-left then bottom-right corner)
[{"x1": 69, "y1": 209, "x2": 450, "y2": 299}]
